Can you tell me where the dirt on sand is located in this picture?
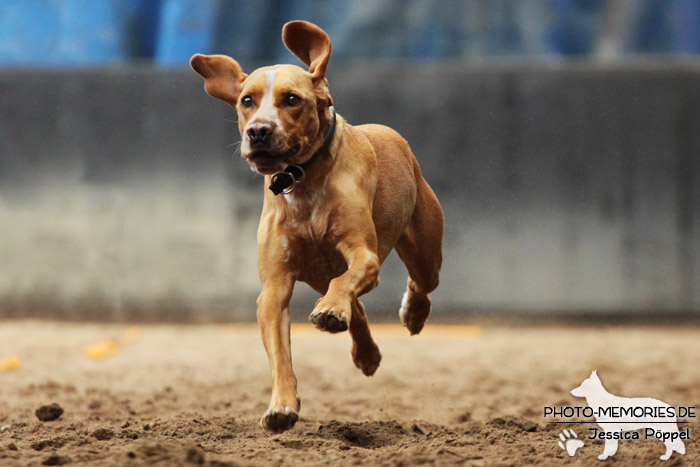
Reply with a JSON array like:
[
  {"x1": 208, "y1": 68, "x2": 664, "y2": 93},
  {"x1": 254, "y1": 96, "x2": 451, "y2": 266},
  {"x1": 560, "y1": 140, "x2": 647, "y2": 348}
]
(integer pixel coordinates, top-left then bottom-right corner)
[{"x1": 0, "y1": 320, "x2": 698, "y2": 466}]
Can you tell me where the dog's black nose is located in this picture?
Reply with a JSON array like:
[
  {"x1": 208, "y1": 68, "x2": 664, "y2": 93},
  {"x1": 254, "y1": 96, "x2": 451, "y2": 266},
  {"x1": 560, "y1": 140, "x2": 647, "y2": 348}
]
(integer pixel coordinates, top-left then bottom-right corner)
[{"x1": 247, "y1": 122, "x2": 274, "y2": 145}]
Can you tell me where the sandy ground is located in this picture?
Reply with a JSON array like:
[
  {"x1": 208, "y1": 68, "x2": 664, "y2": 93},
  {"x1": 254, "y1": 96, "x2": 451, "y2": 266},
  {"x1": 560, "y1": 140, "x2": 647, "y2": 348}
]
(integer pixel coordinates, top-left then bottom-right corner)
[{"x1": 0, "y1": 319, "x2": 698, "y2": 466}]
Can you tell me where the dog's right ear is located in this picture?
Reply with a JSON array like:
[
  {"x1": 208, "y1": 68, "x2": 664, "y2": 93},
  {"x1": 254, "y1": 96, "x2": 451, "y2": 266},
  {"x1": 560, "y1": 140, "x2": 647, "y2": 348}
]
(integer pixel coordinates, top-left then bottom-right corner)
[{"x1": 190, "y1": 54, "x2": 247, "y2": 106}]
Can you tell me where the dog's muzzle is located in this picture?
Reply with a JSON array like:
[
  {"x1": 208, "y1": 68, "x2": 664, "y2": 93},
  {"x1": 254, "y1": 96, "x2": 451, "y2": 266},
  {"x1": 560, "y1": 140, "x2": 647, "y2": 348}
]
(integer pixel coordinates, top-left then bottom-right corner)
[{"x1": 249, "y1": 145, "x2": 300, "y2": 161}]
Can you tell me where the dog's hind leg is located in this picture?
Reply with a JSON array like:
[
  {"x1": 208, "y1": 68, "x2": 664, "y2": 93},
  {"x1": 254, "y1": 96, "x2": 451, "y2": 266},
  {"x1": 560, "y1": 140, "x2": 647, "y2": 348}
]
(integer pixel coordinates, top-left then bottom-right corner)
[
  {"x1": 349, "y1": 299, "x2": 381, "y2": 376},
  {"x1": 395, "y1": 177, "x2": 443, "y2": 335},
  {"x1": 661, "y1": 444, "x2": 672, "y2": 461},
  {"x1": 673, "y1": 438, "x2": 686, "y2": 456},
  {"x1": 661, "y1": 438, "x2": 685, "y2": 460}
]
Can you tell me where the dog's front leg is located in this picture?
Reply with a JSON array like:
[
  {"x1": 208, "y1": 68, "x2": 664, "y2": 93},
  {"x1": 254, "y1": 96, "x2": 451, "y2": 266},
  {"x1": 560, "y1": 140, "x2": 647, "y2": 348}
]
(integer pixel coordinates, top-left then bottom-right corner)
[
  {"x1": 598, "y1": 437, "x2": 618, "y2": 460},
  {"x1": 310, "y1": 236, "x2": 380, "y2": 333},
  {"x1": 257, "y1": 274, "x2": 299, "y2": 433}
]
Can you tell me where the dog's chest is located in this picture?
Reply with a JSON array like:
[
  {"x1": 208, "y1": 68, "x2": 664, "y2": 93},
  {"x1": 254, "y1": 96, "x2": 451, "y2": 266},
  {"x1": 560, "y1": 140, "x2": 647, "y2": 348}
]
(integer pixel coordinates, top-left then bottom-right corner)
[
  {"x1": 283, "y1": 227, "x2": 347, "y2": 286},
  {"x1": 279, "y1": 194, "x2": 347, "y2": 282}
]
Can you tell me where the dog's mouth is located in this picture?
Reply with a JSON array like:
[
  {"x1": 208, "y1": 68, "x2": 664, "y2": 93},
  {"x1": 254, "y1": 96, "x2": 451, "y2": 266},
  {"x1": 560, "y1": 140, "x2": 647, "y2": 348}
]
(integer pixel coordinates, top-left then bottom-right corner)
[
  {"x1": 248, "y1": 145, "x2": 300, "y2": 163},
  {"x1": 245, "y1": 145, "x2": 301, "y2": 175}
]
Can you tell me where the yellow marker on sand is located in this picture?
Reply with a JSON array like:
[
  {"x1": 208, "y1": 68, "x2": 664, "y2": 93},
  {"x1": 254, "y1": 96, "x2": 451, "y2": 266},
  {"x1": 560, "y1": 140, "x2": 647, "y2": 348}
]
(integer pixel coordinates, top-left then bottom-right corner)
[
  {"x1": 0, "y1": 355, "x2": 21, "y2": 371},
  {"x1": 82, "y1": 339, "x2": 119, "y2": 360}
]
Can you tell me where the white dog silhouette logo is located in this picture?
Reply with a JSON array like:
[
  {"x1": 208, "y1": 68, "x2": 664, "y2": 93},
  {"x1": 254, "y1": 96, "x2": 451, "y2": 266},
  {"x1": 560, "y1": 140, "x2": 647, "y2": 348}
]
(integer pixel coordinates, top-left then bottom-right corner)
[{"x1": 571, "y1": 370, "x2": 686, "y2": 461}]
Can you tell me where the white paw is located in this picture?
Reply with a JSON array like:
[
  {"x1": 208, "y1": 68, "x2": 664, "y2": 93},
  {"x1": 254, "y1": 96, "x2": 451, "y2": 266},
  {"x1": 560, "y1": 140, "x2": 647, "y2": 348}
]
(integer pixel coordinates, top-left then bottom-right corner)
[{"x1": 557, "y1": 429, "x2": 584, "y2": 456}]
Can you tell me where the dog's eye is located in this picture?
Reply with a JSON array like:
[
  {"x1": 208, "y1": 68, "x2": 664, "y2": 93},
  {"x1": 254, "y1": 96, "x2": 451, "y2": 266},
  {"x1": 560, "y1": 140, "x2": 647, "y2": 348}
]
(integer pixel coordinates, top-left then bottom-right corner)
[
  {"x1": 241, "y1": 95, "x2": 254, "y2": 108},
  {"x1": 285, "y1": 94, "x2": 302, "y2": 107}
]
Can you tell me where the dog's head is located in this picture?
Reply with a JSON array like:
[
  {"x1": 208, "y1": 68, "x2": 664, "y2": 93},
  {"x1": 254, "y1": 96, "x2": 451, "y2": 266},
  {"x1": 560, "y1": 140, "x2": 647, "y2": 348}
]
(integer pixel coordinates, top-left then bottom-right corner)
[
  {"x1": 191, "y1": 21, "x2": 334, "y2": 175},
  {"x1": 570, "y1": 370, "x2": 601, "y2": 398}
]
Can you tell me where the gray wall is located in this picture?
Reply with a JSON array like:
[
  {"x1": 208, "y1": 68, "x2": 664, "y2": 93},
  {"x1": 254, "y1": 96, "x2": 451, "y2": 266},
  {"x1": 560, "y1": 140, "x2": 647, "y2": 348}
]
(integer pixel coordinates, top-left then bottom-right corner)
[{"x1": 1, "y1": 61, "x2": 699, "y2": 321}]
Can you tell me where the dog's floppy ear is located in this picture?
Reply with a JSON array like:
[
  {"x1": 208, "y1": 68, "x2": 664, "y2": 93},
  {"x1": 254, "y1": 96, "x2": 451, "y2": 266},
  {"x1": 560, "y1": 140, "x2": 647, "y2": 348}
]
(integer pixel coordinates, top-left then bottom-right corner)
[
  {"x1": 190, "y1": 54, "x2": 247, "y2": 106},
  {"x1": 282, "y1": 21, "x2": 331, "y2": 80}
]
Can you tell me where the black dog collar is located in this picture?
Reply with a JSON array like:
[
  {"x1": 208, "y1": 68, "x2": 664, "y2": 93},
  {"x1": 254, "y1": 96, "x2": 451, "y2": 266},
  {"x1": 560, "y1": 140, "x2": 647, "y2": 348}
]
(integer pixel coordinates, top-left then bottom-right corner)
[{"x1": 269, "y1": 106, "x2": 336, "y2": 195}]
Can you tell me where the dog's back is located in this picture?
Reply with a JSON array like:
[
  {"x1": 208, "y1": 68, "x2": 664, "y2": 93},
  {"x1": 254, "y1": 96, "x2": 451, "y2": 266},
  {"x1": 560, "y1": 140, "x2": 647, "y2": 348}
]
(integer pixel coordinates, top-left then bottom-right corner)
[{"x1": 350, "y1": 124, "x2": 419, "y2": 260}]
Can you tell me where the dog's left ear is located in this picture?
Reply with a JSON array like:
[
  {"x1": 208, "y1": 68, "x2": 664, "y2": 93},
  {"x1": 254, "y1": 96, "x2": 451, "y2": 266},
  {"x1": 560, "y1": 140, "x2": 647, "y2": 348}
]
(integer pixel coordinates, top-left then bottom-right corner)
[{"x1": 282, "y1": 21, "x2": 331, "y2": 80}]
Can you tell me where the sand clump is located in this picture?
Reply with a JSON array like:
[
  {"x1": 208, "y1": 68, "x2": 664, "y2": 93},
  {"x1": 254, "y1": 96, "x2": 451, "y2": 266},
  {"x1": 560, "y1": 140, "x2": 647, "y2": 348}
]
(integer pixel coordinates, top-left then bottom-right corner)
[{"x1": 34, "y1": 404, "x2": 63, "y2": 422}]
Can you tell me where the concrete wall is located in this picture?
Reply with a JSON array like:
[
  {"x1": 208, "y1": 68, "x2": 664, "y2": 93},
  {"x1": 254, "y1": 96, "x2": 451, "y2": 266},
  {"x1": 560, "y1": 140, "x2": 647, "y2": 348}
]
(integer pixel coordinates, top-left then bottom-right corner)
[{"x1": 1, "y1": 61, "x2": 699, "y2": 321}]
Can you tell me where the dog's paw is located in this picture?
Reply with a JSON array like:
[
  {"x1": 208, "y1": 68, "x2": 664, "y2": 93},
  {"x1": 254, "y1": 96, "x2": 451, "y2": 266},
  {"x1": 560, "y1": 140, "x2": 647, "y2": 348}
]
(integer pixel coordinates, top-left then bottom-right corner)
[
  {"x1": 398, "y1": 290, "x2": 431, "y2": 335},
  {"x1": 310, "y1": 300, "x2": 349, "y2": 333},
  {"x1": 261, "y1": 406, "x2": 299, "y2": 433},
  {"x1": 351, "y1": 340, "x2": 382, "y2": 376},
  {"x1": 557, "y1": 429, "x2": 584, "y2": 457}
]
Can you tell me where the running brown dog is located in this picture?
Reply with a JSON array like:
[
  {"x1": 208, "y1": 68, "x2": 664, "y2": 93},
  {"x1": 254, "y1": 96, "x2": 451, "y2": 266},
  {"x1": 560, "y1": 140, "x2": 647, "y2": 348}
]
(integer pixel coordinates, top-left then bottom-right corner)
[{"x1": 191, "y1": 21, "x2": 443, "y2": 433}]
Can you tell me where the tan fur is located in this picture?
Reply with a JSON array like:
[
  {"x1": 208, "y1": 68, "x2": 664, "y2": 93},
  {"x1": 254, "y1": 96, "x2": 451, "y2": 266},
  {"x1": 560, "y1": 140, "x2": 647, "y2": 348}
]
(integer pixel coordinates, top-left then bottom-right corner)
[{"x1": 191, "y1": 21, "x2": 443, "y2": 433}]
